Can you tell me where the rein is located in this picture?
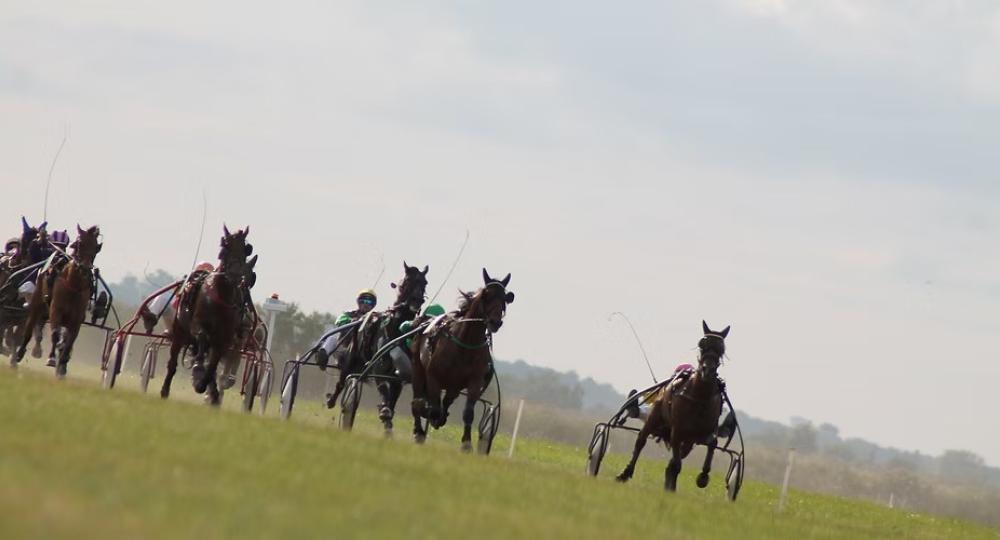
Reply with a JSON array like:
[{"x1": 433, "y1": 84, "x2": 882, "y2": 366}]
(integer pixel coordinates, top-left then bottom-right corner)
[{"x1": 443, "y1": 318, "x2": 491, "y2": 350}]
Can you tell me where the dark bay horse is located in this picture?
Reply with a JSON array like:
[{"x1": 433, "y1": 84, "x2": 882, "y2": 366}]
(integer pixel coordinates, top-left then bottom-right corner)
[
  {"x1": 160, "y1": 226, "x2": 253, "y2": 405},
  {"x1": 11, "y1": 225, "x2": 102, "y2": 377},
  {"x1": 616, "y1": 321, "x2": 730, "y2": 491},
  {"x1": 0, "y1": 217, "x2": 47, "y2": 354},
  {"x1": 327, "y1": 262, "x2": 428, "y2": 432},
  {"x1": 410, "y1": 269, "x2": 514, "y2": 451}
]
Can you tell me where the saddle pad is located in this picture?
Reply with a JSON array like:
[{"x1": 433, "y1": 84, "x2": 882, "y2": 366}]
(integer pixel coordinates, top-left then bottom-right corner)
[{"x1": 422, "y1": 314, "x2": 449, "y2": 336}]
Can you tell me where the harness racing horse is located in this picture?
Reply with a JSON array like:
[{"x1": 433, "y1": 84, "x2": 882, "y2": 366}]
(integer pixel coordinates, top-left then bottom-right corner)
[
  {"x1": 410, "y1": 269, "x2": 514, "y2": 452},
  {"x1": 328, "y1": 262, "x2": 429, "y2": 433},
  {"x1": 0, "y1": 217, "x2": 47, "y2": 355},
  {"x1": 159, "y1": 226, "x2": 254, "y2": 405},
  {"x1": 616, "y1": 321, "x2": 730, "y2": 492},
  {"x1": 11, "y1": 225, "x2": 102, "y2": 377}
]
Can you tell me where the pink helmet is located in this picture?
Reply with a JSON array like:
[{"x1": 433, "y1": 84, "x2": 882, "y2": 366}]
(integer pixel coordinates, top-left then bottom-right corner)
[{"x1": 195, "y1": 261, "x2": 215, "y2": 272}]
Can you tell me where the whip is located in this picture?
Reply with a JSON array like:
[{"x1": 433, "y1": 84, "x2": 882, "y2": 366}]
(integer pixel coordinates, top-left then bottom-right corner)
[
  {"x1": 608, "y1": 311, "x2": 657, "y2": 384},
  {"x1": 427, "y1": 228, "x2": 470, "y2": 305},
  {"x1": 42, "y1": 124, "x2": 69, "y2": 222}
]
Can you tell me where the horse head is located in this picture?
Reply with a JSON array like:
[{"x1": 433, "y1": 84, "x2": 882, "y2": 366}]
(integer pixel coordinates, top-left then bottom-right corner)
[
  {"x1": 697, "y1": 321, "x2": 730, "y2": 380},
  {"x1": 394, "y1": 261, "x2": 429, "y2": 313},
  {"x1": 19, "y1": 216, "x2": 40, "y2": 253},
  {"x1": 477, "y1": 268, "x2": 514, "y2": 333},
  {"x1": 72, "y1": 225, "x2": 102, "y2": 267},
  {"x1": 218, "y1": 225, "x2": 251, "y2": 284}
]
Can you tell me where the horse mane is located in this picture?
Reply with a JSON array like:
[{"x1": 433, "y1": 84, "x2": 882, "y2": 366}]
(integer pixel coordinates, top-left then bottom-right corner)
[{"x1": 456, "y1": 289, "x2": 480, "y2": 315}]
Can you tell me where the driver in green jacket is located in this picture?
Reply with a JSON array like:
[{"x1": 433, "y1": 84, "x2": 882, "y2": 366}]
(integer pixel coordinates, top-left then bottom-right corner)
[{"x1": 315, "y1": 288, "x2": 378, "y2": 370}]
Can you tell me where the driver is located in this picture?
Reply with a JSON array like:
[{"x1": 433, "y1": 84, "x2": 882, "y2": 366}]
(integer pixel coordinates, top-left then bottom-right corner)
[{"x1": 315, "y1": 288, "x2": 378, "y2": 370}]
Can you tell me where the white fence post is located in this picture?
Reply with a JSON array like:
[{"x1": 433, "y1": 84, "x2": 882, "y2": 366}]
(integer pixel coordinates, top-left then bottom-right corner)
[
  {"x1": 778, "y1": 448, "x2": 796, "y2": 513},
  {"x1": 507, "y1": 399, "x2": 525, "y2": 458}
]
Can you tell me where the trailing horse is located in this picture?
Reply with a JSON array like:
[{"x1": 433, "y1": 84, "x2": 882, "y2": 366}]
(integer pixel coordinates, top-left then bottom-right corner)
[
  {"x1": 0, "y1": 217, "x2": 47, "y2": 355},
  {"x1": 159, "y1": 226, "x2": 255, "y2": 405},
  {"x1": 327, "y1": 262, "x2": 429, "y2": 433},
  {"x1": 616, "y1": 321, "x2": 731, "y2": 492},
  {"x1": 11, "y1": 225, "x2": 102, "y2": 377},
  {"x1": 410, "y1": 269, "x2": 514, "y2": 452}
]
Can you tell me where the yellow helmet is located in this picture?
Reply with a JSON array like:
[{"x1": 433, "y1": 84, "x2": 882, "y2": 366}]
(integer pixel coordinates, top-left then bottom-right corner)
[{"x1": 357, "y1": 288, "x2": 377, "y2": 305}]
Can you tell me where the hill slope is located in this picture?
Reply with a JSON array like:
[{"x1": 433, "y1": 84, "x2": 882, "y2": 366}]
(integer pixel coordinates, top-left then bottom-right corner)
[{"x1": 0, "y1": 368, "x2": 993, "y2": 539}]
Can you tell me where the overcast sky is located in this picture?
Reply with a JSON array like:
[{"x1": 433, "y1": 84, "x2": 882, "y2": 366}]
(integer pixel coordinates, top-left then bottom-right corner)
[{"x1": 2, "y1": 1, "x2": 999, "y2": 464}]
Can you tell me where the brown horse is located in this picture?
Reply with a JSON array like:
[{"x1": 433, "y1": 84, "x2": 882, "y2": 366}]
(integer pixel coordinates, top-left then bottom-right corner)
[
  {"x1": 616, "y1": 321, "x2": 730, "y2": 491},
  {"x1": 160, "y1": 226, "x2": 252, "y2": 405},
  {"x1": 410, "y1": 269, "x2": 514, "y2": 451},
  {"x1": 11, "y1": 225, "x2": 102, "y2": 377}
]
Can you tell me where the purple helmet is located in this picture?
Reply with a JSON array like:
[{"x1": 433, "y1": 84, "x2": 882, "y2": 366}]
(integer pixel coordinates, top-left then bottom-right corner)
[{"x1": 51, "y1": 230, "x2": 70, "y2": 246}]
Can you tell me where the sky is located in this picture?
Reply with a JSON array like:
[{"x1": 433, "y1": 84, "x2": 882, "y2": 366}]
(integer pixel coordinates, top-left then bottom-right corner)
[{"x1": 2, "y1": 1, "x2": 999, "y2": 464}]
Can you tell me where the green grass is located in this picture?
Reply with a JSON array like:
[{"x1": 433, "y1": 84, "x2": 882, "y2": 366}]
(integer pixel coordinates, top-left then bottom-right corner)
[{"x1": 0, "y1": 366, "x2": 995, "y2": 540}]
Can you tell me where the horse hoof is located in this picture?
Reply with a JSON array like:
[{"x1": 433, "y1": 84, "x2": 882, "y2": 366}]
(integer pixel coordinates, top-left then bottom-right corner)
[
  {"x1": 160, "y1": 389, "x2": 170, "y2": 399},
  {"x1": 55, "y1": 364, "x2": 67, "y2": 379},
  {"x1": 461, "y1": 440, "x2": 473, "y2": 453},
  {"x1": 31, "y1": 346, "x2": 42, "y2": 359},
  {"x1": 696, "y1": 472, "x2": 710, "y2": 488},
  {"x1": 615, "y1": 474, "x2": 630, "y2": 483},
  {"x1": 46, "y1": 357, "x2": 56, "y2": 368}
]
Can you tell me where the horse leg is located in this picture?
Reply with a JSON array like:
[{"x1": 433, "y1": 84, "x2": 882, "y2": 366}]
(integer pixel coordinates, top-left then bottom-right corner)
[
  {"x1": 326, "y1": 367, "x2": 348, "y2": 409},
  {"x1": 11, "y1": 304, "x2": 41, "y2": 366},
  {"x1": 191, "y1": 336, "x2": 209, "y2": 392},
  {"x1": 376, "y1": 379, "x2": 401, "y2": 431},
  {"x1": 31, "y1": 321, "x2": 44, "y2": 358},
  {"x1": 55, "y1": 325, "x2": 80, "y2": 378},
  {"x1": 160, "y1": 339, "x2": 184, "y2": 399},
  {"x1": 616, "y1": 421, "x2": 655, "y2": 483},
  {"x1": 199, "y1": 347, "x2": 223, "y2": 406},
  {"x1": 47, "y1": 326, "x2": 61, "y2": 367},
  {"x1": 665, "y1": 441, "x2": 693, "y2": 492},
  {"x1": 434, "y1": 388, "x2": 460, "y2": 429},
  {"x1": 410, "y1": 346, "x2": 429, "y2": 443},
  {"x1": 697, "y1": 437, "x2": 718, "y2": 488},
  {"x1": 460, "y1": 384, "x2": 481, "y2": 453}
]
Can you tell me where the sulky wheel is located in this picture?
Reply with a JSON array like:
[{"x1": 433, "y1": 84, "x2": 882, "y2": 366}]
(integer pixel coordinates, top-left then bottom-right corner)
[
  {"x1": 102, "y1": 335, "x2": 125, "y2": 390},
  {"x1": 139, "y1": 345, "x2": 155, "y2": 393},
  {"x1": 586, "y1": 425, "x2": 609, "y2": 477},
  {"x1": 278, "y1": 364, "x2": 299, "y2": 420},
  {"x1": 339, "y1": 377, "x2": 361, "y2": 431},
  {"x1": 477, "y1": 404, "x2": 500, "y2": 455},
  {"x1": 241, "y1": 363, "x2": 259, "y2": 413},
  {"x1": 726, "y1": 457, "x2": 744, "y2": 502},
  {"x1": 257, "y1": 364, "x2": 273, "y2": 415}
]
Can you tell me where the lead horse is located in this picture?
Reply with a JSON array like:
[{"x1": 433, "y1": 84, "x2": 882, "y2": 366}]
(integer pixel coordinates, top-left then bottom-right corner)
[
  {"x1": 159, "y1": 226, "x2": 254, "y2": 405},
  {"x1": 11, "y1": 225, "x2": 102, "y2": 377},
  {"x1": 616, "y1": 321, "x2": 731, "y2": 491},
  {"x1": 410, "y1": 269, "x2": 514, "y2": 452}
]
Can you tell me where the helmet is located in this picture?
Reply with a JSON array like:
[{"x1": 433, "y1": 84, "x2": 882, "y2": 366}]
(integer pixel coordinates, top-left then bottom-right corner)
[
  {"x1": 50, "y1": 230, "x2": 70, "y2": 246},
  {"x1": 5, "y1": 237, "x2": 19, "y2": 250},
  {"x1": 357, "y1": 288, "x2": 377, "y2": 306},
  {"x1": 195, "y1": 261, "x2": 215, "y2": 272},
  {"x1": 422, "y1": 304, "x2": 445, "y2": 317}
]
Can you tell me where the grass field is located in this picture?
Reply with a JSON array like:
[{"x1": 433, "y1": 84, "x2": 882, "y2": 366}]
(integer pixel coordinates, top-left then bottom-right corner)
[{"x1": 0, "y1": 365, "x2": 996, "y2": 539}]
